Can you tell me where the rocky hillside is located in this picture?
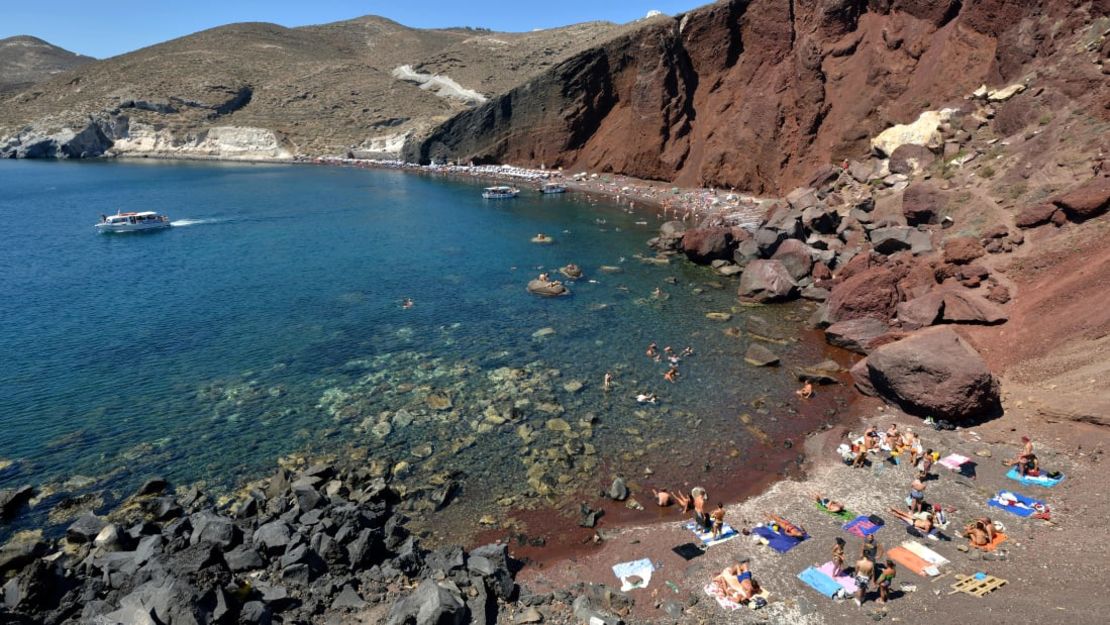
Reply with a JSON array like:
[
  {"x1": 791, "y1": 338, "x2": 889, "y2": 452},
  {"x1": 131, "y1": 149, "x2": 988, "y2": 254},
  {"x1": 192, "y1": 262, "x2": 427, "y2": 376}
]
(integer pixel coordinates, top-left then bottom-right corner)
[
  {"x1": 0, "y1": 36, "x2": 92, "y2": 96},
  {"x1": 409, "y1": 0, "x2": 1110, "y2": 194},
  {"x1": 0, "y1": 16, "x2": 633, "y2": 160}
]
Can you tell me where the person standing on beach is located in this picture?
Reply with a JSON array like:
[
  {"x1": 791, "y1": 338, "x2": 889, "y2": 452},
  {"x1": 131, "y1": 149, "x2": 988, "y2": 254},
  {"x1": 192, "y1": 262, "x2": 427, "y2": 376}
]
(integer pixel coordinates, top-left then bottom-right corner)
[
  {"x1": 876, "y1": 560, "x2": 896, "y2": 604},
  {"x1": 832, "y1": 537, "x2": 846, "y2": 576},
  {"x1": 854, "y1": 557, "x2": 874, "y2": 607}
]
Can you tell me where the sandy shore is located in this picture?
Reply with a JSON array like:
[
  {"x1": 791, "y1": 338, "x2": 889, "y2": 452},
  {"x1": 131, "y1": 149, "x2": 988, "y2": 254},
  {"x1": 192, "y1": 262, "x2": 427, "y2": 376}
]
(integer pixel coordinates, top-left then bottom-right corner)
[{"x1": 484, "y1": 393, "x2": 1108, "y2": 624}]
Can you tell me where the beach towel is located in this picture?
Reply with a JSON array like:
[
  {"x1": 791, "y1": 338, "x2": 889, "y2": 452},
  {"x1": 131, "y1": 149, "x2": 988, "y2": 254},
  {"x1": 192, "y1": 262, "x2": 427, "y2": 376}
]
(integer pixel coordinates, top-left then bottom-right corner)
[
  {"x1": 815, "y1": 501, "x2": 855, "y2": 521},
  {"x1": 973, "y1": 531, "x2": 1008, "y2": 552},
  {"x1": 900, "y1": 541, "x2": 949, "y2": 566},
  {"x1": 843, "y1": 515, "x2": 882, "y2": 537},
  {"x1": 612, "y1": 558, "x2": 655, "y2": 591},
  {"x1": 938, "y1": 454, "x2": 971, "y2": 471},
  {"x1": 988, "y1": 491, "x2": 1046, "y2": 518},
  {"x1": 703, "y1": 583, "x2": 770, "y2": 611},
  {"x1": 798, "y1": 566, "x2": 843, "y2": 599},
  {"x1": 816, "y1": 561, "x2": 859, "y2": 594},
  {"x1": 887, "y1": 546, "x2": 940, "y2": 577},
  {"x1": 751, "y1": 525, "x2": 805, "y2": 553},
  {"x1": 685, "y1": 521, "x2": 739, "y2": 548},
  {"x1": 1006, "y1": 467, "x2": 1064, "y2": 488}
]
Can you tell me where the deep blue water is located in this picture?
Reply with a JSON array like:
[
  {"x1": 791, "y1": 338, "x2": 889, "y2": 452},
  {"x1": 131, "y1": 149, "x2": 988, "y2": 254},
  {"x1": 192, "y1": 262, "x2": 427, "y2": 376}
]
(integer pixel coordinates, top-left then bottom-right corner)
[{"x1": 0, "y1": 160, "x2": 823, "y2": 536}]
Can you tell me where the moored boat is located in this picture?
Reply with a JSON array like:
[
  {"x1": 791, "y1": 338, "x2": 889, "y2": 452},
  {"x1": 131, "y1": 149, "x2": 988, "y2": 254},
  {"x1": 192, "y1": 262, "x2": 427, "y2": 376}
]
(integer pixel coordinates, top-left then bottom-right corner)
[
  {"x1": 95, "y1": 211, "x2": 172, "y2": 233},
  {"x1": 540, "y1": 182, "x2": 566, "y2": 194},
  {"x1": 482, "y1": 186, "x2": 519, "y2": 199}
]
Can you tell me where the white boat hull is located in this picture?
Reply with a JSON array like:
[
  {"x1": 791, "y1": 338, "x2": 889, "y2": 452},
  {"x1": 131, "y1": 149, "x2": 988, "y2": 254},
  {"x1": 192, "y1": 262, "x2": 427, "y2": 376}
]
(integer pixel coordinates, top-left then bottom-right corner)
[{"x1": 95, "y1": 221, "x2": 172, "y2": 233}]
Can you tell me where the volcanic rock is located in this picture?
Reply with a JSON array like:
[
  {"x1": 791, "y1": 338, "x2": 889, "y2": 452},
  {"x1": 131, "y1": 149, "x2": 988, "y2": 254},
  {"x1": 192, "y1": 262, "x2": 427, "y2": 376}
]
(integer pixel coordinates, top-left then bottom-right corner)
[
  {"x1": 942, "y1": 236, "x2": 985, "y2": 265},
  {"x1": 824, "y1": 318, "x2": 894, "y2": 355},
  {"x1": 902, "y1": 182, "x2": 945, "y2": 226},
  {"x1": 0, "y1": 485, "x2": 33, "y2": 519},
  {"x1": 744, "y1": 344, "x2": 780, "y2": 366},
  {"x1": 827, "y1": 266, "x2": 900, "y2": 322},
  {"x1": 859, "y1": 326, "x2": 1001, "y2": 421},
  {"x1": 738, "y1": 260, "x2": 798, "y2": 303},
  {"x1": 1015, "y1": 203, "x2": 1059, "y2": 228},
  {"x1": 770, "y1": 239, "x2": 814, "y2": 281},
  {"x1": 681, "y1": 227, "x2": 735, "y2": 263},
  {"x1": 1052, "y1": 176, "x2": 1110, "y2": 221}
]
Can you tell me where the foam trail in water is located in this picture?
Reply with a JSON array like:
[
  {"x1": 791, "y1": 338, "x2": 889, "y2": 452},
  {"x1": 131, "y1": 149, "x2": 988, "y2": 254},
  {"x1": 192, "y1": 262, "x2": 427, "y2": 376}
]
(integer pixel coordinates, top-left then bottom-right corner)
[{"x1": 170, "y1": 218, "x2": 225, "y2": 227}]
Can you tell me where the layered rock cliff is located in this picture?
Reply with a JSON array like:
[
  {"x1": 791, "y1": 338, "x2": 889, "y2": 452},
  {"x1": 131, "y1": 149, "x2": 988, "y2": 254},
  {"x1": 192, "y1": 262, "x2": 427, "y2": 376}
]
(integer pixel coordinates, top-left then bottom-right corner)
[{"x1": 407, "y1": 0, "x2": 1110, "y2": 194}]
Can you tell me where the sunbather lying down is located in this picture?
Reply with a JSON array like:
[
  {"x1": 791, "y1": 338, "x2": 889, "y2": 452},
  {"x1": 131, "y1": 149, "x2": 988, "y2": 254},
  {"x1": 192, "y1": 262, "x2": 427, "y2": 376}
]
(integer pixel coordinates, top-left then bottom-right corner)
[
  {"x1": 814, "y1": 493, "x2": 844, "y2": 512},
  {"x1": 888, "y1": 507, "x2": 934, "y2": 534},
  {"x1": 712, "y1": 561, "x2": 759, "y2": 603},
  {"x1": 767, "y1": 514, "x2": 806, "y2": 538}
]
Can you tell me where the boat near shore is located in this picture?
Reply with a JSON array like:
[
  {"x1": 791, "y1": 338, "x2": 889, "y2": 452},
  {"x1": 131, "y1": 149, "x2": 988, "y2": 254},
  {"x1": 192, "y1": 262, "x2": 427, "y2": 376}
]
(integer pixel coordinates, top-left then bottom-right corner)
[
  {"x1": 95, "y1": 211, "x2": 171, "y2": 232},
  {"x1": 482, "y1": 185, "x2": 519, "y2": 199},
  {"x1": 540, "y1": 182, "x2": 567, "y2": 194}
]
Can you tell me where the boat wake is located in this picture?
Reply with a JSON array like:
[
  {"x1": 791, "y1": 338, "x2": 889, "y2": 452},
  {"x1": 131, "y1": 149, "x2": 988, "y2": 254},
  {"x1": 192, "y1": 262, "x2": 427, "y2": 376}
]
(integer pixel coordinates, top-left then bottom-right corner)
[{"x1": 170, "y1": 218, "x2": 226, "y2": 227}]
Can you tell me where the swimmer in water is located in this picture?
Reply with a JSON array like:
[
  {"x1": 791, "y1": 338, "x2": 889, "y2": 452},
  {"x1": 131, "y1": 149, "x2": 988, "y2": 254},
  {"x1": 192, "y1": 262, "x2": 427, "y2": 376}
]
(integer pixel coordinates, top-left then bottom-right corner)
[
  {"x1": 646, "y1": 342, "x2": 658, "y2": 358},
  {"x1": 402, "y1": 298, "x2": 414, "y2": 309},
  {"x1": 603, "y1": 371, "x2": 613, "y2": 392},
  {"x1": 664, "y1": 365, "x2": 679, "y2": 383},
  {"x1": 636, "y1": 392, "x2": 658, "y2": 404},
  {"x1": 796, "y1": 381, "x2": 814, "y2": 399}
]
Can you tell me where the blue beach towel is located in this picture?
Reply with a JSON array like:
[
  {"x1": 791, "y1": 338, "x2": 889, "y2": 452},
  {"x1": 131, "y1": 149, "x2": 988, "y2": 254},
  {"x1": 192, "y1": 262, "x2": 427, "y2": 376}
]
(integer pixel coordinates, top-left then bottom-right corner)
[
  {"x1": 751, "y1": 525, "x2": 805, "y2": 553},
  {"x1": 797, "y1": 566, "x2": 842, "y2": 598},
  {"x1": 988, "y1": 491, "x2": 1045, "y2": 518},
  {"x1": 843, "y1": 515, "x2": 882, "y2": 537},
  {"x1": 1006, "y1": 467, "x2": 1064, "y2": 488},
  {"x1": 685, "y1": 522, "x2": 739, "y2": 547}
]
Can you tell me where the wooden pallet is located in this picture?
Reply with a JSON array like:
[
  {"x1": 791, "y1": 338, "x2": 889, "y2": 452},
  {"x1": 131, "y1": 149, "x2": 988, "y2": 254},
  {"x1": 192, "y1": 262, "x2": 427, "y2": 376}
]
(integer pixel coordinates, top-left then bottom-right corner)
[{"x1": 949, "y1": 574, "x2": 1008, "y2": 597}]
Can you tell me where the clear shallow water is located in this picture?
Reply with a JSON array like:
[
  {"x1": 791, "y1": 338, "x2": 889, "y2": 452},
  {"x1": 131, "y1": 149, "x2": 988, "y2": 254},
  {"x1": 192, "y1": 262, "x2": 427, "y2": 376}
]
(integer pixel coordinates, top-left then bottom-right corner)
[{"x1": 0, "y1": 160, "x2": 825, "y2": 537}]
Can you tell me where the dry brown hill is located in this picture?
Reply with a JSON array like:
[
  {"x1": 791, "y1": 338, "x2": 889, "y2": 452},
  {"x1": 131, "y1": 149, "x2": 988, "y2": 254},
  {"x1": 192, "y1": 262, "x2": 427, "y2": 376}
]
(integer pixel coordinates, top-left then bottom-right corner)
[
  {"x1": 0, "y1": 16, "x2": 631, "y2": 159},
  {"x1": 0, "y1": 36, "x2": 93, "y2": 95}
]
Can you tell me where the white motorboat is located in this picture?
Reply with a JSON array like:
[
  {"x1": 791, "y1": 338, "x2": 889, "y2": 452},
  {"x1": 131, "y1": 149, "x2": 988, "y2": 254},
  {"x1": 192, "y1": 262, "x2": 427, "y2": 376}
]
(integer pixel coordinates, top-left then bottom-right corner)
[
  {"x1": 95, "y1": 211, "x2": 172, "y2": 233},
  {"x1": 540, "y1": 182, "x2": 567, "y2": 194},
  {"x1": 482, "y1": 186, "x2": 519, "y2": 199}
]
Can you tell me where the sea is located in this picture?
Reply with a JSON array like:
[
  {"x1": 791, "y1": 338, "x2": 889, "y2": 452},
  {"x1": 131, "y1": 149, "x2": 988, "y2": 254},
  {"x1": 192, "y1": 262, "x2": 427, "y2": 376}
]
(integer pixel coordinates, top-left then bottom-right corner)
[{"x1": 0, "y1": 159, "x2": 843, "y2": 542}]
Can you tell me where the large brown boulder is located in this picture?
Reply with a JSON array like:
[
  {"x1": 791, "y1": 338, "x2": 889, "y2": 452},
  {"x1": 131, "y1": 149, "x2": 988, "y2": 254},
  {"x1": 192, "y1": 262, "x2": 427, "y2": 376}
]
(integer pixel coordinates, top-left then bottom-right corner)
[
  {"x1": 827, "y1": 266, "x2": 900, "y2": 322},
  {"x1": 825, "y1": 317, "x2": 898, "y2": 354},
  {"x1": 902, "y1": 182, "x2": 945, "y2": 226},
  {"x1": 682, "y1": 227, "x2": 736, "y2": 264},
  {"x1": 738, "y1": 260, "x2": 798, "y2": 303},
  {"x1": 859, "y1": 327, "x2": 1001, "y2": 421},
  {"x1": 942, "y1": 236, "x2": 985, "y2": 265},
  {"x1": 1015, "y1": 203, "x2": 1060, "y2": 228},
  {"x1": 1053, "y1": 176, "x2": 1110, "y2": 221},
  {"x1": 939, "y1": 289, "x2": 1008, "y2": 324},
  {"x1": 770, "y1": 239, "x2": 814, "y2": 281},
  {"x1": 889, "y1": 145, "x2": 937, "y2": 176}
]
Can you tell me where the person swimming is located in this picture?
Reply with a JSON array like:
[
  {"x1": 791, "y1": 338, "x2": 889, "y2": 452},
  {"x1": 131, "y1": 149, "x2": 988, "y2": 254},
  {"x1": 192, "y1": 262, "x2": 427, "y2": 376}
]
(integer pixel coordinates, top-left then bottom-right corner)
[
  {"x1": 795, "y1": 381, "x2": 814, "y2": 399},
  {"x1": 664, "y1": 366, "x2": 679, "y2": 383},
  {"x1": 401, "y1": 298, "x2": 414, "y2": 309}
]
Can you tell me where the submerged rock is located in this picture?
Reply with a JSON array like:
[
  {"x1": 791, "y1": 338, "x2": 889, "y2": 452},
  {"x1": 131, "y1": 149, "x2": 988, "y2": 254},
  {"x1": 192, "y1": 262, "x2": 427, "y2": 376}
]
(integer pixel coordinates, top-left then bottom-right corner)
[{"x1": 744, "y1": 344, "x2": 780, "y2": 367}]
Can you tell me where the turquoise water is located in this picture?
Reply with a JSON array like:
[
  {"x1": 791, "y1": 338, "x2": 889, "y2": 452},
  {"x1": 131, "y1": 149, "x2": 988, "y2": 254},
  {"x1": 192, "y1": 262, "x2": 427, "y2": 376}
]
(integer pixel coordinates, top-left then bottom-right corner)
[{"x1": 0, "y1": 160, "x2": 826, "y2": 536}]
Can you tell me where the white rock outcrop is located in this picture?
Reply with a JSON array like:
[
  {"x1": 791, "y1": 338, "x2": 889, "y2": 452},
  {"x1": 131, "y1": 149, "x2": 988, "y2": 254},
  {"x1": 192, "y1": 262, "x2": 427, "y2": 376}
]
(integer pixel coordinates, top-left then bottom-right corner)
[
  {"x1": 391, "y1": 65, "x2": 487, "y2": 104},
  {"x1": 870, "y1": 109, "x2": 955, "y2": 157},
  {"x1": 111, "y1": 124, "x2": 292, "y2": 160}
]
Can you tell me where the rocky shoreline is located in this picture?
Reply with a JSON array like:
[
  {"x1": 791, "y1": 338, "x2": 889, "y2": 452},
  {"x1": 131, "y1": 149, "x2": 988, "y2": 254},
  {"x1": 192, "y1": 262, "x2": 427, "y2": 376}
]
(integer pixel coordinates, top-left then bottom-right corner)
[{"x1": 1, "y1": 457, "x2": 528, "y2": 624}]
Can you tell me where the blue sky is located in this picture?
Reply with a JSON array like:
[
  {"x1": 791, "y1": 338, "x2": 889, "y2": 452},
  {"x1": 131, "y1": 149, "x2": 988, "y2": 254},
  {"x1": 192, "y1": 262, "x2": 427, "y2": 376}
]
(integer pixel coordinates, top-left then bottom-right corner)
[{"x1": 2, "y1": 1, "x2": 708, "y2": 59}]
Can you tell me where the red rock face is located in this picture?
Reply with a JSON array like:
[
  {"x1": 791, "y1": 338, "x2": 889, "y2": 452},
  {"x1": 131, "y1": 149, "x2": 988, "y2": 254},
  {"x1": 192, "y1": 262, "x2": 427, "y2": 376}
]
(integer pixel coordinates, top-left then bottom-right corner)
[
  {"x1": 681, "y1": 226, "x2": 735, "y2": 263},
  {"x1": 408, "y1": 0, "x2": 1092, "y2": 194},
  {"x1": 942, "y1": 236, "x2": 985, "y2": 265}
]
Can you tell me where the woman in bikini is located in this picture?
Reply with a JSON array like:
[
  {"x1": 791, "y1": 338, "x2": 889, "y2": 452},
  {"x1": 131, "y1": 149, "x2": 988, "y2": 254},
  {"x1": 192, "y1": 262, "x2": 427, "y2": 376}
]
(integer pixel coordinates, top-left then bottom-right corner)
[
  {"x1": 876, "y1": 560, "x2": 896, "y2": 604},
  {"x1": 766, "y1": 514, "x2": 806, "y2": 538},
  {"x1": 832, "y1": 537, "x2": 846, "y2": 576},
  {"x1": 888, "y1": 507, "x2": 934, "y2": 534}
]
